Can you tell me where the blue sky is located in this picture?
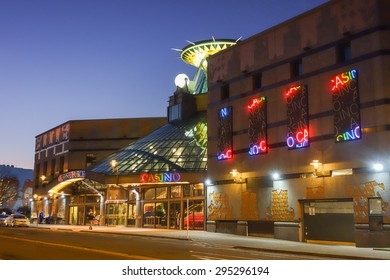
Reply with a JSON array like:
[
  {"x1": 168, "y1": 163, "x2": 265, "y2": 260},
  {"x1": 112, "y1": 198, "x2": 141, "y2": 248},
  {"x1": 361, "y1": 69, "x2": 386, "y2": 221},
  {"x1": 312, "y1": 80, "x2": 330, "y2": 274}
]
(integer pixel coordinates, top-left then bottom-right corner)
[{"x1": 0, "y1": 0, "x2": 328, "y2": 169}]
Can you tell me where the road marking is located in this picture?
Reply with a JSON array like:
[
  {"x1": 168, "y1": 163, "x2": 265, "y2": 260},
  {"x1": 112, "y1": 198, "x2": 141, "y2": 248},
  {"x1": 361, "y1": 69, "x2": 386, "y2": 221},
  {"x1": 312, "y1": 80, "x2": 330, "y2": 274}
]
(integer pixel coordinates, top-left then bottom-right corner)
[
  {"x1": 190, "y1": 250, "x2": 254, "y2": 260},
  {"x1": 1, "y1": 235, "x2": 157, "y2": 260}
]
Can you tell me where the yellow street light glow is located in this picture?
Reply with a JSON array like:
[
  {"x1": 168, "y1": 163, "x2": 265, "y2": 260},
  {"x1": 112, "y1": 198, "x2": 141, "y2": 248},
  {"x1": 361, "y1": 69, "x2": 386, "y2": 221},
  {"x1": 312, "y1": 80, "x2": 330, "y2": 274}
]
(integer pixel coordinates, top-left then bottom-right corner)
[{"x1": 110, "y1": 160, "x2": 117, "y2": 168}]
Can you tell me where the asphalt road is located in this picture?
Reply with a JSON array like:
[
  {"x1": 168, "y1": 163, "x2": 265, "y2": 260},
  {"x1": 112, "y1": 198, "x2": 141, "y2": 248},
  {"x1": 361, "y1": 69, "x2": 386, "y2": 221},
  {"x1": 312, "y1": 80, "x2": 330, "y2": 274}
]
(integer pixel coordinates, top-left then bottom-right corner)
[{"x1": 0, "y1": 226, "x2": 343, "y2": 260}]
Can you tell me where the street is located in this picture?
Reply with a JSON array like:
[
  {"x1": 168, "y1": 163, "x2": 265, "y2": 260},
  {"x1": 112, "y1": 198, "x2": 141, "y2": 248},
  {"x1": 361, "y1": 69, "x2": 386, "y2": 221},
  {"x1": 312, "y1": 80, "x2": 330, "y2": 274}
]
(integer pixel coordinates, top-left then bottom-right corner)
[{"x1": 0, "y1": 226, "x2": 343, "y2": 260}]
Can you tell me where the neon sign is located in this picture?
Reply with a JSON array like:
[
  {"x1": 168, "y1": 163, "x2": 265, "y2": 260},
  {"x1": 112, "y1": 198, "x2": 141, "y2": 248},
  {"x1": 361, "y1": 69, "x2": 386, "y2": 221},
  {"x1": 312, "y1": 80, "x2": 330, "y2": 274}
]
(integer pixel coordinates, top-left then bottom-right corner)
[
  {"x1": 58, "y1": 170, "x2": 86, "y2": 182},
  {"x1": 285, "y1": 85, "x2": 309, "y2": 149},
  {"x1": 140, "y1": 172, "x2": 181, "y2": 183},
  {"x1": 220, "y1": 107, "x2": 229, "y2": 118},
  {"x1": 248, "y1": 96, "x2": 267, "y2": 156},
  {"x1": 247, "y1": 97, "x2": 265, "y2": 109},
  {"x1": 331, "y1": 69, "x2": 361, "y2": 143},
  {"x1": 285, "y1": 86, "x2": 301, "y2": 97},
  {"x1": 336, "y1": 126, "x2": 360, "y2": 142},
  {"x1": 217, "y1": 149, "x2": 232, "y2": 160},
  {"x1": 331, "y1": 69, "x2": 357, "y2": 92},
  {"x1": 249, "y1": 141, "x2": 267, "y2": 155},
  {"x1": 287, "y1": 128, "x2": 309, "y2": 148},
  {"x1": 217, "y1": 107, "x2": 233, "y2": 160}
]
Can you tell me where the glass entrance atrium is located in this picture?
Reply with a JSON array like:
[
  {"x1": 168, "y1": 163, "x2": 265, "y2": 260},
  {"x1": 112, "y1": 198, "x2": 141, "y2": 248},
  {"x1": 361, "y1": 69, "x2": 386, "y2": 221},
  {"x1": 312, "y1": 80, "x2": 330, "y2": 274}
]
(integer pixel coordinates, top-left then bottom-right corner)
[{"x1": 89, "y1": 113, "x2": 207, "y2": 175}]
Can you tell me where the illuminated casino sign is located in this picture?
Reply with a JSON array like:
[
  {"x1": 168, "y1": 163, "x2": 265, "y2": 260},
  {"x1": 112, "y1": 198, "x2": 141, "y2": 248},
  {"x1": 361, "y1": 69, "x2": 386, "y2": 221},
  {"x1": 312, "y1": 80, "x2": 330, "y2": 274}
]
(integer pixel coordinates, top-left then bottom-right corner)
[
  {"x1": 248, "y1": 97, "x2": 267, "y2": 156},
  {"x1": 331, "y1": 69, "x2": 361, "y2": 142},
  {"x1": 140, "y1": 172, "x2": 181, "y2": 183},
  {"x1": 58, "y1": 170, "x2": 86, "y2": 183},
  {"x1": 286, "y1": 85, "x2": 309, "y2": 149},
  {"x1": 217, "y1": 107, "x2": 233, "y2": 160}
]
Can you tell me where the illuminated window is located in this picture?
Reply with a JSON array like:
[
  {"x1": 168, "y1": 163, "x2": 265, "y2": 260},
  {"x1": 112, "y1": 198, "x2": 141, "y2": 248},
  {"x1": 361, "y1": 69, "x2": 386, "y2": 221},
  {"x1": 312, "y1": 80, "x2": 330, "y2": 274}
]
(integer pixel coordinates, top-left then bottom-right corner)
[{"x1": 290, "y1": 59, "x2": 302, "y2": 79}]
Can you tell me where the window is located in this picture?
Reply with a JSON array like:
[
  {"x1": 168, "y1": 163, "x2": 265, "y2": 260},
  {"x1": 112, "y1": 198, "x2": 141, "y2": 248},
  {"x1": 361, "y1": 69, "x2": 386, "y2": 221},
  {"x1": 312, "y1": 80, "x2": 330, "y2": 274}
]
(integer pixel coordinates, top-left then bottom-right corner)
[
  {"x1": 183, "y1": 184, "x2": 204, "y2": 197},
  {"x1": 43, "y1": 161, "x2": 48, "y2": 177},
  {"x1": 50, "y1": 159, "x2": 56, "y2": 175},
  {"x1": 59, "y1": 156, "x2": 64, "y2": 174},
  {"x1": 220, "y1": 84, "x2": 229, "y2": 101},
  {"x1": 170, "y1": 185, "x2": 181, "y2": 198},
  {"x1": 156, "y1": 187, "x2": 167, "y2": 199},
  {"x1": 144, "y1": 188, "x2": 155, "y2": 200},
  {"x1": 252, "y1": 72, "x2": 262, "y2": 90},
  {"x1": 34, "y1": 164, "x2": 41, "y2": 189},
  {"x1": 168, "y1": 104, "x2": 181, "y2": 122},
  {"x1": 86, "y1": 153, "x2": 97, "y2": 167},
  {"x1": 336, "y1": 42, "x2": 351, "y2": 63},
  {"x1": 290, "y1": 59, "x2": 302, "y2": 79}
]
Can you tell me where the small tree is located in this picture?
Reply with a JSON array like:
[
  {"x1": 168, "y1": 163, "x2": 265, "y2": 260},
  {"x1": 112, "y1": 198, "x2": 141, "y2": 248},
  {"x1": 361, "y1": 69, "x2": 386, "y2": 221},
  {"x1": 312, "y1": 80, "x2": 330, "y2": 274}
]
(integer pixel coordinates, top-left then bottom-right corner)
[{"x1": 0, "y1": 178, "x2": 18, "y2": 208}]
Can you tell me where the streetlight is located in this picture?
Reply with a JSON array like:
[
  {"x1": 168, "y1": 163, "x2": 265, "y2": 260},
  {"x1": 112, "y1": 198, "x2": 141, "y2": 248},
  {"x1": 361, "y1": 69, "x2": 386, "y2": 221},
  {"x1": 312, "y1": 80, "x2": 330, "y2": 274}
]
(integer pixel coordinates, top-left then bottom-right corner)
[
  {"x1": 40, "y1": 175, "x2": 47, "y2": 185},
  {"x1": 110, "y1": 160, "x2": 119, "y2": 186}
]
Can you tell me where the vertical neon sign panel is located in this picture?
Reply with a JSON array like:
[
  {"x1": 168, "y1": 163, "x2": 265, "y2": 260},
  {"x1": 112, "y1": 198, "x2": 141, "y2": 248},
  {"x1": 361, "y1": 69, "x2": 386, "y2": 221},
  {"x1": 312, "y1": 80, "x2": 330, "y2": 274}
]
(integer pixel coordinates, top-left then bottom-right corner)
[
  {"x1": 331, "y1": 69, "x2": 361, "y2": 142},
  {"x1": 217, "y1": 106, "x2": 233, "y2": 160},
  {"x1": 286, "y1": 85, "x2": 309, "y2": 149},
  {"x1": 248, "y1": 97, "x2": 267, "y2": 156}
]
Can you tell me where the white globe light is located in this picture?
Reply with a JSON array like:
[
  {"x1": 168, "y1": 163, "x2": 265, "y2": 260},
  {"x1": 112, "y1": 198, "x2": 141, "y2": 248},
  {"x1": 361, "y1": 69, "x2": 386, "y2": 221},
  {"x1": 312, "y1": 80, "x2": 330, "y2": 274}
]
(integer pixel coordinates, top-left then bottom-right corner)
[
  {"x1": 373, "y1": 163, "x2": 384, "y2": 171},
  {"x1": 175, "y1": 73, "x2": 189, "y2": 88}
]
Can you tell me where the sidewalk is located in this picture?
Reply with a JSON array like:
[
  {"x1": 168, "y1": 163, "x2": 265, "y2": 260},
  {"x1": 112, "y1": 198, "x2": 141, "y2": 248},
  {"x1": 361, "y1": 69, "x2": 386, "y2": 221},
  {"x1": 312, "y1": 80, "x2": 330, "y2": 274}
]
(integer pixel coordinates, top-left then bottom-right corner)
[{"x1": 29, "y1": 224, "x2": 390, "y2": 260}]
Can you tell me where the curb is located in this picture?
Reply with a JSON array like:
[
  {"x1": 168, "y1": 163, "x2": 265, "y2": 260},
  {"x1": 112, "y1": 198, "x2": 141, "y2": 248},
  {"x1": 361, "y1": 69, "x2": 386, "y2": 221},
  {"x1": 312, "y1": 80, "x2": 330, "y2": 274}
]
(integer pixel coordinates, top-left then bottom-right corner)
[{"x1": 233, "y1": 246, "x2": 379, "y2": 260}]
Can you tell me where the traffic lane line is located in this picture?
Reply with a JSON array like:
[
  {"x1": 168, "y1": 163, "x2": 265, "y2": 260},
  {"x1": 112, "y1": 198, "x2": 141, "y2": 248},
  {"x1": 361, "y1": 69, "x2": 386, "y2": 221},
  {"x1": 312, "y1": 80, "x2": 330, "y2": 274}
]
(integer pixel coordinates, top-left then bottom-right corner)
[{"x1": 1, "y1": 235, "x2": 157, "y2": 260}]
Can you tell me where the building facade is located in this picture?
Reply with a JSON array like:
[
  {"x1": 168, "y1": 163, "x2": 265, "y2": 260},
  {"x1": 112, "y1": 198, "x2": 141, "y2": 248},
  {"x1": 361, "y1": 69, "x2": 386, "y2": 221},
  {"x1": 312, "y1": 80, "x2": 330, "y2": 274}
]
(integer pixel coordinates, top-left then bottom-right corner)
[
  {"x1": 32, "y1": 117, "x2": 166, "y2": 224},
  {"x1": 87, "y1": 88, "x2": 208, "y2": 229},
  {"x1": 206, "y1": 0, "x2": 390, "y2": 247}
]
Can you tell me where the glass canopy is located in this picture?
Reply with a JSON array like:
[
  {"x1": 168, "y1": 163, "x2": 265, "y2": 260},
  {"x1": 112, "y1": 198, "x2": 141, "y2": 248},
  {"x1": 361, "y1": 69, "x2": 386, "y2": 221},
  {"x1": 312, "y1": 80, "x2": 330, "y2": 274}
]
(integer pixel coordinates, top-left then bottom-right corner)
[{"x1": 89, "y1": 113, "x2": 207, "y2": 175}]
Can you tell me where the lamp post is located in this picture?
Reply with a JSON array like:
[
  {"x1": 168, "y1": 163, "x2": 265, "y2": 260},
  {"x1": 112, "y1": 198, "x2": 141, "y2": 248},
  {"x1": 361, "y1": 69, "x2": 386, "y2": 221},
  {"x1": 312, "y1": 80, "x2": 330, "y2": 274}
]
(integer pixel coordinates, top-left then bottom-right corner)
[{"x1": 110, "y1": 160, "x2": 119, "y2": 186}]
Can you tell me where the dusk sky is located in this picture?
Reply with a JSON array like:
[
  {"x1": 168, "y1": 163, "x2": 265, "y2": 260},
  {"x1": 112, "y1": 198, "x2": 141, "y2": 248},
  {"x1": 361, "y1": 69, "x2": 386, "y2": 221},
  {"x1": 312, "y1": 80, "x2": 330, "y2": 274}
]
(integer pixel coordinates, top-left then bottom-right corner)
[{"x1": 0, "y1": 0, "x2": 328, "y2": 170}]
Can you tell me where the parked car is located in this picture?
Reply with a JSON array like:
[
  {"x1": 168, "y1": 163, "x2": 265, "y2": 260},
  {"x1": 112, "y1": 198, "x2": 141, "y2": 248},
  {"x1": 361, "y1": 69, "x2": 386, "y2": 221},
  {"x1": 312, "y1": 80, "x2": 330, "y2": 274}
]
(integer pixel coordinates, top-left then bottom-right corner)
[
  {"x1": 4, "y1": 214, "x2": 30, "y2": 227},
  {"x1": 0, "y1": 213, "x2": 9, "y2": 226}
]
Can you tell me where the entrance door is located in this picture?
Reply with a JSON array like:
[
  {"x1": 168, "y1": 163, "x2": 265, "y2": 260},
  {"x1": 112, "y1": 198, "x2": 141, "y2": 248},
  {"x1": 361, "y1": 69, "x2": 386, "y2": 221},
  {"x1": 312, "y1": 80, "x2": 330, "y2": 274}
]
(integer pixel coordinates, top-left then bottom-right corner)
[
  {"x1": 169, "y1": 202, "x2": 181, "y2": 229},
  {"x1": 143, "y1": 202, "x2": 168, "y2": 228},
  {"x1": 69, "y1": 206, "x2": 78, "y2": 225},
  {"x1": 105, "y1": 203, "x2": 127, "y2": 226},
  {"x1": 302, "y1": 199, "x2": 355, "y2": 243},
  {"x1": 184, "y1": 200, "x2": 205, "y2": 230},
  {"x1": 127, "y1": 203, "x2": 136, "y2": 226}
]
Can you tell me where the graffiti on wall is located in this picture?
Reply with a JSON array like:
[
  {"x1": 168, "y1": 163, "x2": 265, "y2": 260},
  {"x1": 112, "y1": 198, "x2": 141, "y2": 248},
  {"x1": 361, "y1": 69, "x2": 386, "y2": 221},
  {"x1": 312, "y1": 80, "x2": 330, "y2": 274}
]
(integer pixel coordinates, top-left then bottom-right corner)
[
  {"x1": 347, "y1": 181, "x2": 389, "y2": 223},
  {"x1": 207, "y1": 191, "x2": 234, "y2": 220},
  {"x1": 266, "y1": 190, "x2": 295, "y2": 221}
]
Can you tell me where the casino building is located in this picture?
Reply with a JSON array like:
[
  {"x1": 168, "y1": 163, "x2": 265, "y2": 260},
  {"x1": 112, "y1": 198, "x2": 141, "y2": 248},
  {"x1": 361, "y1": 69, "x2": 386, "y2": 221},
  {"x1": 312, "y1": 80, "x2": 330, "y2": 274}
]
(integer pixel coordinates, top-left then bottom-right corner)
[
  {"x1": 86, "y1": 93, "x2": 208, "y2": 229},
  {"x1": 206, "y1": 0, "x2": 390, "y2": 247},
  {"x1": 85, "y1": 39, "x2": 237, "y2": 230},
  {"x1": 32, "y1": 39, "x2": 237, "y2": 230}
]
